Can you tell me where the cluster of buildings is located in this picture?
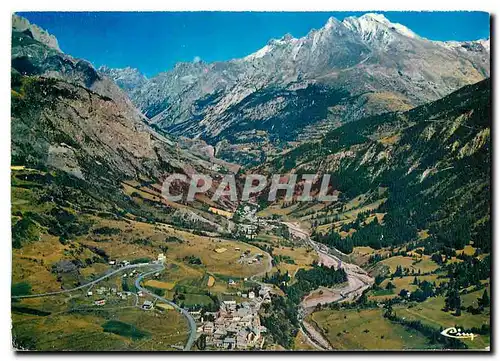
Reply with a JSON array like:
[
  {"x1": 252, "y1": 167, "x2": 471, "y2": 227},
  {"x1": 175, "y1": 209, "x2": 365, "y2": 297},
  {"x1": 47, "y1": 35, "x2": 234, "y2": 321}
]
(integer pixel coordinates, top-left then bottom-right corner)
[
  {"x1": 108, "y1": 253, "x2": 165, "y2": 268},
  {"x1": 237, "y1": 249, "x2": 264, "y2": 266},
  {"x1": 198, "y1": 286, "x2": 271, "y2": 350},
  {"x1": 109, "y1": 259, "x2": 130, "y2": 267},
  {"x1": 90, "y1": 286, "x2": 132, "y2": 306},
  {"x1": 91, "y1": 286, "x2": 130, "y2": 299},
  {"x1": 122, "y1": 269, "x2": 138, "y2": 278}
]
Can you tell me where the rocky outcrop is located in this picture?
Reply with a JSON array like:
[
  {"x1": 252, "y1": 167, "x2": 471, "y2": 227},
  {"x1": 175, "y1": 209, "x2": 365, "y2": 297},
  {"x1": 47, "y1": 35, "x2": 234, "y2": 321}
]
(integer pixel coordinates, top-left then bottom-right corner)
[
  {"x1": 12, "y1": 14, "x2": 61, "y2": 51},
  {"x1": 10, "y1": 15, "x2": 231, "y2": 187}
]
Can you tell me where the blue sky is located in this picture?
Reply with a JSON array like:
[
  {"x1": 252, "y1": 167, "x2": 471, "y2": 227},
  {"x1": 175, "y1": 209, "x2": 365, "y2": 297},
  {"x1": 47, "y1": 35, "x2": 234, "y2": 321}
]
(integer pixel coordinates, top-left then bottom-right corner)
[{"x1": 17, "y1": 11, "x2": 490, "y2": 77}]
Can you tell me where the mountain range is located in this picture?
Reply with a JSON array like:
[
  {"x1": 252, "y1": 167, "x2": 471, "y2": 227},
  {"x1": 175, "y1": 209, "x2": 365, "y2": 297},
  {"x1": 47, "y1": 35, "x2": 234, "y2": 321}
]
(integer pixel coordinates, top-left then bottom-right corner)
[
  {"x1": 263, "y1": 78, "x2": 491, "y2": 252},
  {"x1": 100, "y1": 13, "x2": 490, "y2": 165},
  {"x1": 10, "y1": 13, "x2": 491, "y2": 234},
  {"x1": 10, "y1": 13, "x2": 491, "y2": 351},
  {"x1": 11, "y1": 14, "x2": 240, "y2": 232}
]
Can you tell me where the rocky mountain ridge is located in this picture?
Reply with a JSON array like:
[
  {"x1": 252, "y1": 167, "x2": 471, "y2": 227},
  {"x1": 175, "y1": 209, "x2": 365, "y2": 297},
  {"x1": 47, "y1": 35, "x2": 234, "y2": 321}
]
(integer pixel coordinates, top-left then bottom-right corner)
[
  {"x1": 101, "y1": 13, "x2": 490, "y2": 165},
  {"x1": 262, "y1": 78, "x2": 491, "y2": 251},
  {"x1": 11, "y1": 15, "x2": 235, "y2": 187},
  {"x1": 12, "y1": 14, "x2": 61, "y2": 51}
]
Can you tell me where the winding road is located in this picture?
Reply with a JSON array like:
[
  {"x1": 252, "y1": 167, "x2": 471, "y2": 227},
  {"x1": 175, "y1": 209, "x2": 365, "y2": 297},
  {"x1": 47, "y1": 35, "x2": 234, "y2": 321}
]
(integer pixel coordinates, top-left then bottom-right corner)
[
  {"x1": 13, "y1": 222, "x2": 365, "y2": 351},
  {"x1": 11, "y1": 263, "x2": 155, "y2": 299},
  {"x1": 134, "y1": 267, "x2": 197, "y2": 351},
  {"x1": 12, "y1": 262, "x2": 197, "y2": 351}
]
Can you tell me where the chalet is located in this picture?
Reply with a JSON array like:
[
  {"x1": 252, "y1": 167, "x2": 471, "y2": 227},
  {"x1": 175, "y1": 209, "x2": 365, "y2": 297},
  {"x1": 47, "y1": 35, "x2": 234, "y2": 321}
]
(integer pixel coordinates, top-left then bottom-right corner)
[
  {"x1": 94, "y1": 299, "x2": 106, "y2": 306},
  {"x1": 236, "y1": 331, "x2": 249, "y2": 349},
  {"x1": 214, "y1": 328, "x2": 227, "y2": 339},
  {"x1": 213, "y1": 338, "x2": 224, "y2": 348},
  {"x1": 238, "y1": 318, "x2": 252, "y2": 328},
  {"x1": 236, "y1": 329, "x2": 259, "y2": 349},
  {"x1": 226, "y1": 323, "x2": 239, "y2": 333},
  {"x1": 259, "y1": 287, "x2": 270, "y2": 297},
  {"x1": 223, "y1": 300, "x2": 237, "y2": 311},
  {"x1": 203, "y1": 322, "x2": 214, "y2": 334},
  {"x1": 237, "y1": 307, "x2": 251, "y2": 317},
  {"x1": 223, "y1": 337, "x2": 236, "y2": 349}
]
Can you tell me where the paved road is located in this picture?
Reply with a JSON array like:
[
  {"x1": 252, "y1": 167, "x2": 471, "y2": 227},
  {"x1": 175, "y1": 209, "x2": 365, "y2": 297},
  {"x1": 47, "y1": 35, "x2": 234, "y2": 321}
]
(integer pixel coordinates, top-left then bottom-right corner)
[
  {"x1": 134, "y1": 268, "x2": 197, "y2": 351},
  {"x1": 249, "y1": 248, "x2": 273, "y2": 284},
  {"x1": 11, "y1": 263, "x2": 155, "y2": 299},
  {"x1": 12, "y1": 262, "x2": 197, "y2": 351}
]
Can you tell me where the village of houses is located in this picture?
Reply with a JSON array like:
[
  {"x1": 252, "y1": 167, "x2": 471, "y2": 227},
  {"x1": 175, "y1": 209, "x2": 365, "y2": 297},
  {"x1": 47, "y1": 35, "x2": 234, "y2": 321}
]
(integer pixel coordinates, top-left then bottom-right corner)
[
  {"x1": 84, "y1": 251, "x2": 272, "y2": 350},
  {"x1": 198, "y1": 286, "x2": 271, "y2": 350}
]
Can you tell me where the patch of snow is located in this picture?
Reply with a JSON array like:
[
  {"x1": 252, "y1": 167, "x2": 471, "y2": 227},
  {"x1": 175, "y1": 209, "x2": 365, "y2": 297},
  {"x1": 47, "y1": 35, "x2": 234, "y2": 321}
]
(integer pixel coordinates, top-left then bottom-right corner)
[
  {"x1": 343, "y1": 13, "x2": 418, "y2": 43},
  {"x1": 244, "y1": 45, "x2": 271, "y2": 60}
]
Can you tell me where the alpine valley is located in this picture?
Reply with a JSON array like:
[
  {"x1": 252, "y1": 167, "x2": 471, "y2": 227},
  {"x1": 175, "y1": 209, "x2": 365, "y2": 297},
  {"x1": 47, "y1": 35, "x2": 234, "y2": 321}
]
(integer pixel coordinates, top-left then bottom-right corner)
[{"x1": 11, "y1": 13, "x2": 491, "y2": 351}]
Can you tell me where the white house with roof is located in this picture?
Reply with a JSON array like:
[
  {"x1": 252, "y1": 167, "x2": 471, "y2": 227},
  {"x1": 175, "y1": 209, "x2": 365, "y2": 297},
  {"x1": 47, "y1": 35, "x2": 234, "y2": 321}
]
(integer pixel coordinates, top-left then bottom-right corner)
[
  {"x1": 203, "y1": 322, "x2": 214, "y2": 334},
  {"x1": 223, "y1": 337, "x2": 236, "y2": 349}
]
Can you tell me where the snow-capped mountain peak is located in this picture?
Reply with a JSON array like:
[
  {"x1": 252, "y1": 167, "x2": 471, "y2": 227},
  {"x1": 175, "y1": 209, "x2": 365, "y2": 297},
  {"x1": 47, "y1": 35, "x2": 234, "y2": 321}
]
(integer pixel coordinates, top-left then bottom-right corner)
[
  {"x1": 343, "y1": 13, "x2": 418, "y2": 43},
  {"x1": 101, "y1": 12, "x2": 489, "y2": 155},
  {"x1": 324, "y1": 16, "x2": 343, "y2": 29}
]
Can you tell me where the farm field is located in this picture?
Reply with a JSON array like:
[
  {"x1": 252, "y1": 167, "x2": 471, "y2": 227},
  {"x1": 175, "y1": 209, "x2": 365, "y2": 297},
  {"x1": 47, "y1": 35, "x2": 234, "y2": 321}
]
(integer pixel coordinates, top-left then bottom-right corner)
[
  {"x1": 293, "y1": 330, "x2": 318, "y2": 351},
  {"x1": 394, "y1": 290, "x2": 491, "y2": 349},
  {"x1": 309, "y1": 308, "x2": 436, "y2": 350},
  {"x1": 144, "y1": 280, "x2": 176, "y2": 290},
  {"x1": 272, "y1": 245, "x2": 317, "y2": 276},
  {"x1": 379, "y1": 255, "x2": 439, "y2": 274},
  {"x1": 369, "y1": 274, "x2": 448, "y2": 301},
  {"x1": 12, "y1": 296, "x2": 189, "y2": 351}
]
